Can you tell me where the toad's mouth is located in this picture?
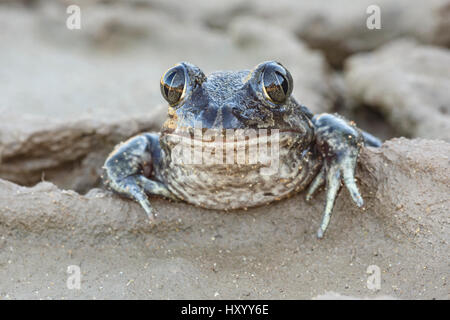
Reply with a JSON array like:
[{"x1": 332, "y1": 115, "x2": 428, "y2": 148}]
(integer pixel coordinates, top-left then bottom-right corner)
[
  {"x1": 162, "y1": 128, "x2": 307, "y2": 170},
  {"x1": 164, "y1": 127, "x2": 306, "y2": 144}
]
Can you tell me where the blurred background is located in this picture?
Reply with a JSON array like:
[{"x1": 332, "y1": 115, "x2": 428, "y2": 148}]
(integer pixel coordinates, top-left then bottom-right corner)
[{"x1": 0, "y1": 0, "x2": 449, "y2": 192}]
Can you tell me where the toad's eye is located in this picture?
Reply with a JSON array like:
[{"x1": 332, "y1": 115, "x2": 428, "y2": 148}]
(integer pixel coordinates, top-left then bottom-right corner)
[
  {"x1": 160, "y1": 65, "x2": 186, "y2": 105},
  {"x1": 262, "y1": 62, "x2": 293, "y2": 104}
]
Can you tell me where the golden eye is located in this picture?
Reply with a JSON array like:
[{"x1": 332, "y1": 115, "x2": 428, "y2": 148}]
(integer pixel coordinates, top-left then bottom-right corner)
[
  {"x1": 262, "y1": 62, "x2": 293, "y2": 104},
  {"x1": 160, "y1": 65, "x2": 186, "y2": 105}
]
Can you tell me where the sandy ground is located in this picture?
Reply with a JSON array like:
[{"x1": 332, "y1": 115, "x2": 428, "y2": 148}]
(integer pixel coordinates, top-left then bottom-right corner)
[
  {"x1": 0, "y1": 139, "x2": 448, "y2": 299},
  {"x1": 0, "y1": 1, "x2": 449, "y2": 300}
]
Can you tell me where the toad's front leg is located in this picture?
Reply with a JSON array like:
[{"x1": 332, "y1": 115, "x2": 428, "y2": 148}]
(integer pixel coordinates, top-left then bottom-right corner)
[
  {"x1": 102, "y1": 133, "x2": 175, "y2": 221},
  {"x1": 306, "y1": 113, "x2": 382, "y2": 238}
]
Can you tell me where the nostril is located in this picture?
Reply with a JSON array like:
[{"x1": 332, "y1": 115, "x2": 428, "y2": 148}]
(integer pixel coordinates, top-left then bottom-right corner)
[{"x1": 218, "y1": 103, "x2": 242, "y2": 128}]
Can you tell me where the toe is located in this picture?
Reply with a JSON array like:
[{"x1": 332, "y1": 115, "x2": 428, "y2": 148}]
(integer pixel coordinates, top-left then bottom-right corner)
[
  {"x1": 317, "y1": 165, "x2": 341, "y2": 238},
  {"x1": 342, "y1": 160, "x2": 364, "y2": 207},
  {"x1": 306, "y1": 167, "x2": 325, "y2": 202}
]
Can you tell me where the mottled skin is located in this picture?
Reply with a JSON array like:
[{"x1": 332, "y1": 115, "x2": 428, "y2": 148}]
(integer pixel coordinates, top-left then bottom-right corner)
[{"x1": 103, "y1": 61, "x2": 381, "y2": 238}]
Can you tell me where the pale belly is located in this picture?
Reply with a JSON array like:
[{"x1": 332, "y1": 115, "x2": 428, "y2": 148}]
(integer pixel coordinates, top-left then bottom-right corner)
[{"x1": 156, "y1": 131, "x2": 321, "y2": 210}]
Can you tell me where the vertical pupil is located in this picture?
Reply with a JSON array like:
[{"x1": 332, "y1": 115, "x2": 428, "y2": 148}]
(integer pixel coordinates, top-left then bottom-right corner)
[
  {"x1": 162, "y1": 67, "x2": 185, "y2": 105},
  {"x1": 263, "y1": 68, "x2": 288, "y2": 103},
  {"x1": 164, "y1": 71, "x2": 176, "y2": 98},
  {"x1": 276, "y1": 71, "x2": 288, "y2": 95}
]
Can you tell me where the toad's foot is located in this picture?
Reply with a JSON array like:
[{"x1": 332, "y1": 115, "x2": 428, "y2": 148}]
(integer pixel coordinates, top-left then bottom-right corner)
[
  {"x1": 102, "y1": 133, "x2": 175, "y2": 222},
  {"x1": 306, "y1": 113, "x2": 381, "y2": 238}
]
